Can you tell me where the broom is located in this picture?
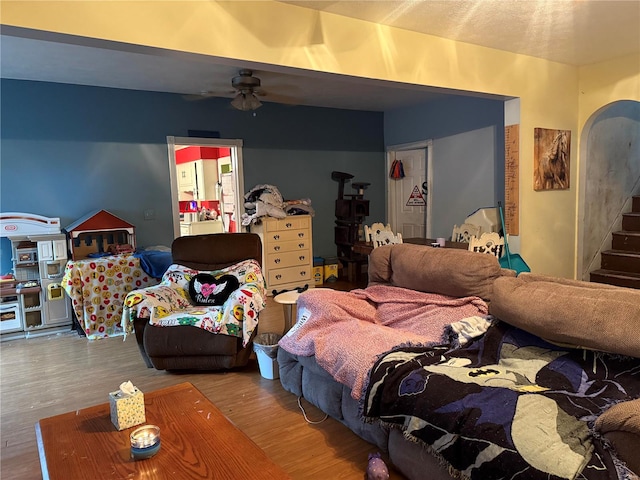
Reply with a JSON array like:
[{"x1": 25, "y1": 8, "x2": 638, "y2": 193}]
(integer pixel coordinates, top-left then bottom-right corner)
[{"x1": 498, "y1": 202, "x2": 530, "y2": 274}]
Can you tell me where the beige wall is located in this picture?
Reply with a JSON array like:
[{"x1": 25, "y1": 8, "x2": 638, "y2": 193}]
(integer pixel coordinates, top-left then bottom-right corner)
[{"x1": 3, "y1": 0, "x2": 639, "y2": 278}]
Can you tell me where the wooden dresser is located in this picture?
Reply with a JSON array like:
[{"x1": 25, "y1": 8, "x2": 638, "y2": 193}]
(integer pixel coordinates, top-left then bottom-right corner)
[{"x1": 250, "y1": 215, "x2": 313, "y2": 295}]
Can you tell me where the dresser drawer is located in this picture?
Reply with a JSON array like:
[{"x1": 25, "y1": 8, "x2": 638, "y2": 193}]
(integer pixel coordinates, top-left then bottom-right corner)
[
  {"x1": 268, "y1": 265, "x2": 312, "y2": 286},
  {"x1": 265, "y1": 216, "x2": 310, "y2": 232},
  {"x1": 266, "y1": 250, "x2": 311, "y2": 269},
  {"x1": 264, "y1": 238, "x2": 311, "y2": 254},
  {"x1": 264, "y1": 229, "x2": 310, "y2": 243}
]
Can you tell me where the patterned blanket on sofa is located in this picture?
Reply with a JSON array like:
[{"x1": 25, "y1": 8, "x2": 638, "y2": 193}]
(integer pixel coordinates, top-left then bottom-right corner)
[
  {"x1": 362, "y1": 321, "x2": 640, "y2": 480},
  {"x1": 121, "y1": 260, "x2": 266, "y2": 346}
]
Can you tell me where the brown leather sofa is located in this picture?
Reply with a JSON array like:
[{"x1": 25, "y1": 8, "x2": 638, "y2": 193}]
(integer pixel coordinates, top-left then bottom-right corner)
[{"x1": 133, "y1": 233, "x2": 262, "y2": 371}]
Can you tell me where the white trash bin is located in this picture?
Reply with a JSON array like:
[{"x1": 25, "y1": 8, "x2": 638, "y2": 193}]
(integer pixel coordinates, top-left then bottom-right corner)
[{"x1": 253, "y1": 333, "x2": 282, "y2": 380}]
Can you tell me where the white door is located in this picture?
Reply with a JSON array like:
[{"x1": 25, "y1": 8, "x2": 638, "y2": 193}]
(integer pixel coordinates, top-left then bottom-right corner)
[{"x1": 387, "y1": 142, "x2": 432, "y2": 239}]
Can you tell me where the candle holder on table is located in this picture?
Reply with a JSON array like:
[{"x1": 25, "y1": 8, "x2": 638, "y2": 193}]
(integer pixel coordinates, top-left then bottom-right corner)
[{"x1": 130, "y1": 425, "x2": 161, "y2": 460}]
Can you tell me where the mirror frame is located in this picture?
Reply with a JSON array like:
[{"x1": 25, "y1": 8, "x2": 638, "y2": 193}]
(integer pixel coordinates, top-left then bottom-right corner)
[{"x1": 166, "y1": 136, "x2": 245, "y2": 239}]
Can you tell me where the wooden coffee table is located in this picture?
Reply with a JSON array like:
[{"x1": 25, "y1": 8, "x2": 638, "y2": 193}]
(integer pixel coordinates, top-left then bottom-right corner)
[{"x1": 35, "y1": 382, "x2": 291, "y2": 479}]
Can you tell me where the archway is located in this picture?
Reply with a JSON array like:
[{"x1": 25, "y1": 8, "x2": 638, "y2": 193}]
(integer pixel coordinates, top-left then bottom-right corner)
[{"x1": 577, "y1": 100, "x2": 640, "y2": 280}]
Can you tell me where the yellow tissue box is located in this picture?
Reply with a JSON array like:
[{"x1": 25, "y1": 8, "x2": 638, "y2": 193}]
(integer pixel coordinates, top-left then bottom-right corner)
[{"x1": 109, "y1": 388, "x2": 145, "y2": 431}]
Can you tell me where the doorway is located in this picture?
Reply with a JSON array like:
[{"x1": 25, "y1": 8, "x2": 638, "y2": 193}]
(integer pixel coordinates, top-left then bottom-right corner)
[
  {"x1": 386, "y1": 140, "x2": 433, "y2": 239},
  {"x1": 577, "y1": 100, "x2": 640, "y2": 280},
  {"x1": 167, "y1": 137, "x2": 245, "y2": 239}
]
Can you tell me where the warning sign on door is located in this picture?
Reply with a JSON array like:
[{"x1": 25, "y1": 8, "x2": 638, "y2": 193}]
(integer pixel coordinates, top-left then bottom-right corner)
[{"x1": 406, "y1": 185, "x2": 426, "y2": 206}]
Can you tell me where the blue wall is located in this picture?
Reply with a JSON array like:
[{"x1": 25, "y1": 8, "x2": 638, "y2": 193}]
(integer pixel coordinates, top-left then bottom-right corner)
[
  {"x1": 0, "y1": 79, "x2": 385, "y2": 273},
  {"x1": 385, "y1": 96, "x2": 505, "y2": 238},
  {"x1": 1, "y1": 79, "x2": 505, "y2": 275}
]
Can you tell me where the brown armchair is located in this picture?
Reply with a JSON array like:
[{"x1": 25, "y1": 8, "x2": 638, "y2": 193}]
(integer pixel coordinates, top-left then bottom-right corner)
[{"x1": 133, "y1": 233, "x2": 262, "y2": 371}]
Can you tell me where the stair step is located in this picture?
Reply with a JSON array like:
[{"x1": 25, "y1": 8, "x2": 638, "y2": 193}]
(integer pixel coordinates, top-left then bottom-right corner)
[
  {"x1": 633, "y1": 195, "x2": 640, "y2": 213},
  {"x1": 612, "y1": 231, "x2": 640, "y2": 252},
  {"x1": 622, "y1": 212, "x2": 640, "y2": 231},
  {"x1": 601, "y1": 250, "x2": 640, "y2": 273},
  {"x1": 590, "y1": 269, "x2": 640, "y2": 290}
]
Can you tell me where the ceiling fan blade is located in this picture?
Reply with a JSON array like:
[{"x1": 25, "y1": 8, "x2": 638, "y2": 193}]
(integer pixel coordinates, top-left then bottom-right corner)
[
  {"x1": 183, "y1": 93, "x2": 214, "y2": 101},
  {"x1": 182, "y1": 88, "x2": 236, "y2": 101},
  {"x1": 259, "y1": 92, "x2": 300, "y2": 106}
]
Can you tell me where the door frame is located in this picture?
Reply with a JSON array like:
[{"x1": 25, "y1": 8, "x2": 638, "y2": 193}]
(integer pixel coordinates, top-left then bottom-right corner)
[
  {"x1": 167, "y1": 136, "x2": 245, "y2": 239},
  {"x1": 386, "y1": 140, "x2": 433, "y2": 238}
]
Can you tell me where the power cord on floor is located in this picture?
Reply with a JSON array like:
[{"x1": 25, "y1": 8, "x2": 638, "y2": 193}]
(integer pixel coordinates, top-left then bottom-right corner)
[{"x1": 297, "y1": 396, "x2": 328, "y2": 424}]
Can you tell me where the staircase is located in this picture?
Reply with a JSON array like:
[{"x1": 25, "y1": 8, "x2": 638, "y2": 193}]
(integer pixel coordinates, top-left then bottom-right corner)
[{"x1": 590, "y1": 195, "x2": 640, "y2": 289}]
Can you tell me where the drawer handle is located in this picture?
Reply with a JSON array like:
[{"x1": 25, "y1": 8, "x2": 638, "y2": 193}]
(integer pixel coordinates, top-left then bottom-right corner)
[
  {"x1": 273, "y1": 235, "x2": 280, "y2": 240},
  {"x1": 274, "y1": 246, "x2": 280, "y2": 251},
  {"x1": 275, "y1": 274, "x2": 282, "y2": 280},
  {"x1": 275, "y1": 258, "x2": 281, "y2": 264},
  {"x1": 300, "y1": 271, "x2": 307, "y2": 276},
  {"x1": 298, "y1": 233, "x2": 304, "y2": 238},
  {"x1": 286, "y1": 222, "x2": 292, "y2": 228},
  {"x1": 299, "y1": 255, "x2": 305, "y2": 261},
  {"x1": 298, "y1": 243, "x2": 304, "y2": 248}
]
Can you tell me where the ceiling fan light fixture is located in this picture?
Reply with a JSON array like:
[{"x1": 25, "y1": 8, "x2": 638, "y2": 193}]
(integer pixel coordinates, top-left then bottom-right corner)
[{"x1": 231, "y1": 91, "x2": 262, "y2": 111}]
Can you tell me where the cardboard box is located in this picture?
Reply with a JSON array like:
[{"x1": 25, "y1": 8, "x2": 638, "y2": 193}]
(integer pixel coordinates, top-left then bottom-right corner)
[{"x1": 109, "y1": 388, "x2": 145, "y2": 431}]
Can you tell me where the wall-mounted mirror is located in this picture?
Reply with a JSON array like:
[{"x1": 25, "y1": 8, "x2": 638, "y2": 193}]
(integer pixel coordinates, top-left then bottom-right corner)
[{"x1": 167, "y1": 137, "x2": 245, "y2": 239}]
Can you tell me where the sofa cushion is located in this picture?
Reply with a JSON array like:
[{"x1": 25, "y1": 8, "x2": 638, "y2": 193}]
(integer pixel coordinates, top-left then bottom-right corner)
[
  {"x1": 491, "y1": 275, "x2": 640, "y2": 357},
  {"x1": 595, "y1": 399, "x2": 640, "y2": 474},
  {"x1": 517, "y1": 272, "x2": 623, "y2": 289},
  {"x1": 144, "y1": 324, "x2": 241, "y2": 357},
  {"x1": 368, "y1": 243, "x2": 514, "y2": 301}
]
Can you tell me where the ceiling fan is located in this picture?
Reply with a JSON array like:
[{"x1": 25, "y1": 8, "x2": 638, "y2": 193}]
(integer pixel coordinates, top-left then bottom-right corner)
[
  {"x1": 185, "y1": 69, "x2": 300, "y2": 109},
  {"x1": 230, "y1": 69, "x2": 264, "y2": 111}
]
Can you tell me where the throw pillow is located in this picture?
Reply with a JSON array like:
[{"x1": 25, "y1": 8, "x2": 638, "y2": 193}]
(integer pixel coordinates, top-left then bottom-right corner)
[{"x1": 188, "y1": 273, "x2": 240, "y2": 306}]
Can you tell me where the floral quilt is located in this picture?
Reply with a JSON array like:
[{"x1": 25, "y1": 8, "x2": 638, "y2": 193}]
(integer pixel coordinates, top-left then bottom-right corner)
[
  {"x1": 362, "y1": 321, "x2": 640, "y2": 480},
  {"x1": 63, "y1": 254, "x2": 158, "y2": 339},
  {"x1": 121, "y1": 260, "x2": 266, "y2": 346}
]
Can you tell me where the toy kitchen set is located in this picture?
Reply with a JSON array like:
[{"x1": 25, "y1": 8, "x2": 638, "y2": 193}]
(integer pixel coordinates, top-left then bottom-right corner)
[{"x1": 0, "y1": 213, "x2": 73, "y2": 340}]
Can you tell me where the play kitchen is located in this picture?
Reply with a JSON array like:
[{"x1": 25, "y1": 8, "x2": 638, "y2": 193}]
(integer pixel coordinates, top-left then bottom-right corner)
[{"x1": 0, "y1": 212, "x2": 73, "y2": 339}]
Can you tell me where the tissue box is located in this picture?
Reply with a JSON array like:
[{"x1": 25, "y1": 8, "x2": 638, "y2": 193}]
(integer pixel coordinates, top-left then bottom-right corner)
[{"x1": 109, "y1": 388, "x2": 145, "y2": 431}]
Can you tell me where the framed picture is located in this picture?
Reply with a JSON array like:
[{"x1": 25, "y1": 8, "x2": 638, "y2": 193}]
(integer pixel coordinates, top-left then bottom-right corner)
[{"x1": 534, "y1": 128, "x2": 571, "y2": 191}]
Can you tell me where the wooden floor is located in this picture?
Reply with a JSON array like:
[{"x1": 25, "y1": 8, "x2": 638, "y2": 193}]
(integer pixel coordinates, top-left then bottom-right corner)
[{"x1": 1, "y1": 276, "x2": 407, "y2": 480}]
